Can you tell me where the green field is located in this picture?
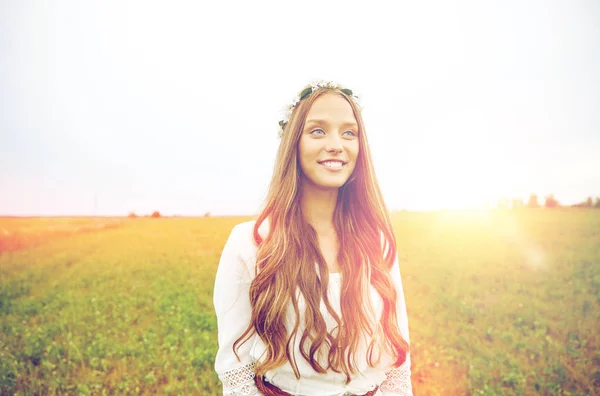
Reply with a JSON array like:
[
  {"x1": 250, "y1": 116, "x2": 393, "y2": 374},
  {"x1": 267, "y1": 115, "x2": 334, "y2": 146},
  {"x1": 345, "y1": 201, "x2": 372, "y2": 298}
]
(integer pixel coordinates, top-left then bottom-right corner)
[{"x1": 1, "y1": 210, "x2": 599, "y2": 395}]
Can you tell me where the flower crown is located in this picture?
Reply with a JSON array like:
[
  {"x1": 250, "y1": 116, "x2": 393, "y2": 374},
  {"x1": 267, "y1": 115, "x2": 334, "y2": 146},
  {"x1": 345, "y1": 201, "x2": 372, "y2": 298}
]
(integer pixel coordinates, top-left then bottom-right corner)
[{"x1": 278, "y1": 80, "x2": 362, "y2": 138}]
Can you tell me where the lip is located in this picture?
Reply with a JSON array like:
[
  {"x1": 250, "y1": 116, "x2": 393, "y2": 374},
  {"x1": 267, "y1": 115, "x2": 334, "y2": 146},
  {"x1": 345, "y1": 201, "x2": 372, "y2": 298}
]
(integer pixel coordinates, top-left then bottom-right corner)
[
  {"x1": 318, "y1": 159, "x2": 348, "y2": 165},
  {"x1": 318, "y1": 161, "x2": 347, "y2": 172}
]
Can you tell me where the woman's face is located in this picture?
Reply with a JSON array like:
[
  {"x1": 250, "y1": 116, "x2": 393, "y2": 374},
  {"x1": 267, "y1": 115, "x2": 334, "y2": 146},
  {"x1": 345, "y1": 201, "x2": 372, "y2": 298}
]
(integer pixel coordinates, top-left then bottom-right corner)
[{"x1": 298, "y1": 92, "x2": 360, "y2": 190}]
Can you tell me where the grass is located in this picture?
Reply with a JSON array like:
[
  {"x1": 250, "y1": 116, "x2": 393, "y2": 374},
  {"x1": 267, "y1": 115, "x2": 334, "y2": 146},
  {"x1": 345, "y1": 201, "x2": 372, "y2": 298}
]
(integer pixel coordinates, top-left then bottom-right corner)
[{"x1": 0, "y1": 210, "x2": 599, "y2": 395}]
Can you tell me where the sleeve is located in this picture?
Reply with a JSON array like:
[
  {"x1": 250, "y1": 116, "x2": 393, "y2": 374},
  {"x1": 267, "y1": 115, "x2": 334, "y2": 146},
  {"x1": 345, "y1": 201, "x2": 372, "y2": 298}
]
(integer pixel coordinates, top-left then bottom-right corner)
[
  {"x1": 213, "y1": 224, "x2": 262, "y2": 396},
  {"x1": 380, "y1": 254, "x2": 413, "y2": 396}
]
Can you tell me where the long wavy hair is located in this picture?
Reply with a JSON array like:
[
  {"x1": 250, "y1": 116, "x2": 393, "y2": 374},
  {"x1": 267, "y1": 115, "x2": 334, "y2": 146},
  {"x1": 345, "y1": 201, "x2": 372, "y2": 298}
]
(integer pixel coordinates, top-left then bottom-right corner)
[{"x1": 234, "y1": 86, "x2": 409, "y2": 388}]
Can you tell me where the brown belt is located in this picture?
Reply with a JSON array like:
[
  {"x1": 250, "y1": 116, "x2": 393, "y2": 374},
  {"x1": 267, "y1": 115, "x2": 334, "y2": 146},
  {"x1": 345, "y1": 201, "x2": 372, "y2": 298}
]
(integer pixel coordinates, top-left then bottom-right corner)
[{"x1": 255, "y1": 376, "x2": 379, "y2": 396}]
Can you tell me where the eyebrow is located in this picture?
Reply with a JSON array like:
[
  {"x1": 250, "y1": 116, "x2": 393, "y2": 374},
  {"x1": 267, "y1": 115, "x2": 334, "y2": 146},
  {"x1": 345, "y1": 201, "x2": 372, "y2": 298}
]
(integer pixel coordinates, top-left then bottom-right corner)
[{"x1": 305, "y1": 119, "x2": 358, "y2": 128}]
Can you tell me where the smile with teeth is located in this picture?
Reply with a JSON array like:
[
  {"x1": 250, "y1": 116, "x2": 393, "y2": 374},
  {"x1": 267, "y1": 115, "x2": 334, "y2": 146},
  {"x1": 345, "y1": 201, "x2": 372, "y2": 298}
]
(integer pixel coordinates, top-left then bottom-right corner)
[{"x1": 319, "y1": 160, "x2": 346, "y2": 169}]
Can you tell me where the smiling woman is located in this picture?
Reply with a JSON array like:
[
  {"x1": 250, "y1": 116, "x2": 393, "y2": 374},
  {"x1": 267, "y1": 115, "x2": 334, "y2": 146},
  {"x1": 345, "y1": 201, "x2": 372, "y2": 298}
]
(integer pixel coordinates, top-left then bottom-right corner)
[{"x1": 213, "y1": 80, "x2": 413, "y2": 396}]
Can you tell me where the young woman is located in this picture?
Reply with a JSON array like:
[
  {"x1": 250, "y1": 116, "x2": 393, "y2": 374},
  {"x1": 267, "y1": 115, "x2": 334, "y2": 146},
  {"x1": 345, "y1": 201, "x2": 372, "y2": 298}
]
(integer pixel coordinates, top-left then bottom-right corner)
[{"x1": 213, "y1": 81, "x2": 412, "y2": 395}]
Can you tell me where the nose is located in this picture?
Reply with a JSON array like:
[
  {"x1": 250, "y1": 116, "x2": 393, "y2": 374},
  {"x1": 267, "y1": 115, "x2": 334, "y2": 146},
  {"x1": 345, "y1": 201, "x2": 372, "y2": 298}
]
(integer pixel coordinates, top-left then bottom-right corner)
[{"x1": 325, "y1": 134, "x2": 344, "y2": 154}]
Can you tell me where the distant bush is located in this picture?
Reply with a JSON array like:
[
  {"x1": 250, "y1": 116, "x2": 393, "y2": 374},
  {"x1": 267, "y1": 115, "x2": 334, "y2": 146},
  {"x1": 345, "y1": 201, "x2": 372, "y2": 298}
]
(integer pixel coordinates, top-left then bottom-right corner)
[
  {"x1": 526, "y1": 194, "x2": 540, "y2": 208},
  {"x1": 544, "y1": 194, "x2": 560, "y2": 208},
  {"x1": 571, "y1": 197, "x2": 600, "y2": 208},
  {"x1": 128, "y1": 212, "x2": 138, "y2": 218},
  {"x1": 151, "y1": 211, "x2": 161, "y2": 218}
]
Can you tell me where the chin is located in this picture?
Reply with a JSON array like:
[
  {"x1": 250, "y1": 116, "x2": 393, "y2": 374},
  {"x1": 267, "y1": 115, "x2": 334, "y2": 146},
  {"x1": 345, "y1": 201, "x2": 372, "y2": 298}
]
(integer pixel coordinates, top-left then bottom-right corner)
[{"x1": 314, "y1": 177, "x2": 350, "y2": 189}]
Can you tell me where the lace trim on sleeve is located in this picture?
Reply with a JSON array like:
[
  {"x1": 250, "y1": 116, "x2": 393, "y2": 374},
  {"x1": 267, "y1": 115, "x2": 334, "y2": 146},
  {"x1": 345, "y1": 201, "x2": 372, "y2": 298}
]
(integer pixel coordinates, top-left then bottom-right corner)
[
  {"x1": 380, "y1": 355, "x2": 413, "y2": 395},
  {"x1": 218, "y1": 362, "x2": 260, "y2": 396}
]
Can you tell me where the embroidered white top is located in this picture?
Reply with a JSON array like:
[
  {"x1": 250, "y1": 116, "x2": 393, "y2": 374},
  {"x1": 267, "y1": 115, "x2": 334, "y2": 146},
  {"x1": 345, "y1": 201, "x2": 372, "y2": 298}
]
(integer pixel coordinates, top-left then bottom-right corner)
[{"x1": 213, "y1": 220, "x2": 413, "y2": 396}]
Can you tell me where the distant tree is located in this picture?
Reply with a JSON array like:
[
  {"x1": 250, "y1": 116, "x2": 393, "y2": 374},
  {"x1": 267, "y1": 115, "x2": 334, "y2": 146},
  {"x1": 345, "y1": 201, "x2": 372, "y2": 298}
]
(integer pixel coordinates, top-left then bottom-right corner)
[
  {"x1": 544, "y1": 194, "x2": 560, "y2": 208},
  {"x1": 128, "y1": 212, "x2": 138, "y2": 218},
  {"x1": 203, "y1": 212, "x2": 211, "y2": 218},
  {"x1": 151, "y1": 211, "x2": 161, "y2": 218},
  {"x1": 526, "y1": 194, "x2": 540, "y2": 208},
  {"x1": 596, "y1": 197, "x2": 600, "y2": 208},
  {"x1": 571, "y1": 197, "x2": 597, "y2": 208}
]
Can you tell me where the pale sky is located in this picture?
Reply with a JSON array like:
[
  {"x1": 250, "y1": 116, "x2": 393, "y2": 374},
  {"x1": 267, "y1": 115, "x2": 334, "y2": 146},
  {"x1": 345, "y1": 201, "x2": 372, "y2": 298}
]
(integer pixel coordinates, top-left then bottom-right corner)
[{"x1": 1, "y1": 0, "x2": 599, "y2": 216}]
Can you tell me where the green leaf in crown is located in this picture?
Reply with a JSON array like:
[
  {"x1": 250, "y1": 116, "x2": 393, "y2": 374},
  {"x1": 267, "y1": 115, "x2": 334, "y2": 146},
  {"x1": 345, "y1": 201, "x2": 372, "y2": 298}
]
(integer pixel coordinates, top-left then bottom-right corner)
[
  {"x1": 340, "y1": 88, "x2": 353, "y2": 96},
  {"x1": 299, "y1": 87, "x2": 313, "y2": 100}
]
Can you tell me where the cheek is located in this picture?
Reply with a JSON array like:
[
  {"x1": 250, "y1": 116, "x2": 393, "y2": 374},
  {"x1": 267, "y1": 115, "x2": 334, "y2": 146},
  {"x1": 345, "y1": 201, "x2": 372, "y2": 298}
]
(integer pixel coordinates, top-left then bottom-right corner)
[
  {"x1": 350, "y1": 142, "x2": 360, "y2": 160},
  {"x1": 297, "y1": 141, "x2": 314, "y2": 171},
  {"x1": 299, "y1": 140, "x2": 318, "y2": 160},
  {"x1": 349, "y1": 144, "x2": 360, "y2": 170}
]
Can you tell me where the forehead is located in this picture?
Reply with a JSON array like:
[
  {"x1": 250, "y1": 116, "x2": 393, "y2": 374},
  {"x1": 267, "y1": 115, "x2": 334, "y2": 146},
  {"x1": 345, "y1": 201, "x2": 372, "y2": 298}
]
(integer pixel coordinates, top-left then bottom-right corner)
[{"x1": 306, "y1": 93, "x2": 357, "y2": 124}]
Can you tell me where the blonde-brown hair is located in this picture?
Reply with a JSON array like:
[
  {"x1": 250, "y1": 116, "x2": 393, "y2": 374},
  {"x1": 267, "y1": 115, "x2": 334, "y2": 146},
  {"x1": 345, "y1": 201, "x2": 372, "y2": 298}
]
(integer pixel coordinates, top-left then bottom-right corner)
[{"x1": 234, "y1": 87, "x2": 409, "y2": 388}]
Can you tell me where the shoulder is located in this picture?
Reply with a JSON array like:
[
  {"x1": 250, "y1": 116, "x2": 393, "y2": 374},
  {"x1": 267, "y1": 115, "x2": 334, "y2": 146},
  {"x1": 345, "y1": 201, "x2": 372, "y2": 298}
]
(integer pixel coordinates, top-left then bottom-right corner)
[
  {"x1": 231, "y1": 217, "x2": 270, "y2": 241},
  {"x1": 216, "y1": 221, "x2": 259, "y2": 278},
  {"x1": 227, "y1": 220, "x2": 256, "y2": 252},
  {"x1": 226, "y1": 218, "x2": 270, "y2": 259},
  {"x1": 231, "y1": 220, "x2": 255, "y2": 237}
]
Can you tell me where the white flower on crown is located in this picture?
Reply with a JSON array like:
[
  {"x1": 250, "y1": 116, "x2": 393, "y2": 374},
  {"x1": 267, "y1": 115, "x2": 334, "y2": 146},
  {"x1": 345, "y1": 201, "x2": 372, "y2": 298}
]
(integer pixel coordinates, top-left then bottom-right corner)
[
  {"x1": 313, "y1": 80, "x2": 339, "y2": 90},
  {"x1": 311, "y1": 80, "x2": 338, "y2": 91},
  {"x1": 282, "y1": 94, "x2": 300, "y2": 121},
  {"x1": 309, "y1": 80, "x2": 362, "y2": 109},
  {"x1": 289, "y1": 95, "x2": 300, "y2": 109}
]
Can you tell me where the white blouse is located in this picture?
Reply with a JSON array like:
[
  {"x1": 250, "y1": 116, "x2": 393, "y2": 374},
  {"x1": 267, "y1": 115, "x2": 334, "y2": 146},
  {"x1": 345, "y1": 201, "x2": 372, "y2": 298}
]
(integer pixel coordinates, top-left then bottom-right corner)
[{"x1": 213, "y1": 221, "x2": 413, "y2": 396}]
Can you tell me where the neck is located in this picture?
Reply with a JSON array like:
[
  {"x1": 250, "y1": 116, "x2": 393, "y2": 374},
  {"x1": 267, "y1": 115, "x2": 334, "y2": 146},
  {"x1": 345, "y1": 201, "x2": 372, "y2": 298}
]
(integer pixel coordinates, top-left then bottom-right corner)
[{"x1": 299, "y1": 180, "x2": 338, "y2": 233}]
